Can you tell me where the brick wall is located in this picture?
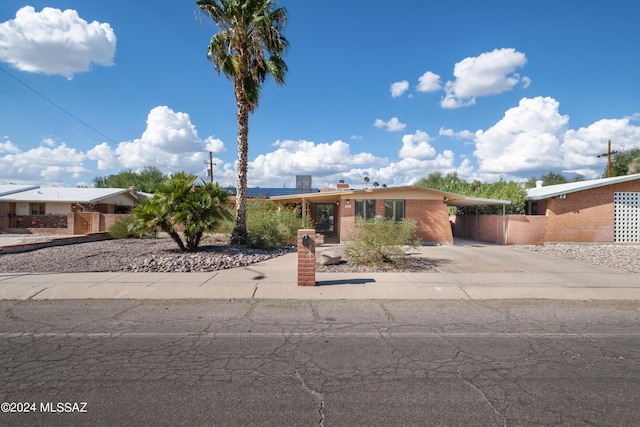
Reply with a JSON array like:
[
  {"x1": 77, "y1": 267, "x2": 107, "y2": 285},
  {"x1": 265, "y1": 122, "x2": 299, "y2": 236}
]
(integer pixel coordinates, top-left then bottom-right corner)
[
  {"x1": 103, "y1": 214, "x2": 131, "y2": 230},
  {"x1": 297, "y1": 229, "x2": 316, "y2": 286},
  {"x1": 14, "y1": 214, "x2": 68, "y2": 229},
  {"x1": 542, "y1": 181, "x2": 640, "y2": 242},
  {"x1": 506, "y1": 215, "x2": 547, "y2": 245},
  {"x1": 337, "y1": 198, "x2": 453, "y2": 244},
  {"x1": 452, "y1": 215, "x2": 547, "y2": 245},
  {"x1": 406, "y1": 199, "x2": 453, "y2": 244},
  {"x1": 339, "y1": 200, "x2": 356, "y2": 240}
]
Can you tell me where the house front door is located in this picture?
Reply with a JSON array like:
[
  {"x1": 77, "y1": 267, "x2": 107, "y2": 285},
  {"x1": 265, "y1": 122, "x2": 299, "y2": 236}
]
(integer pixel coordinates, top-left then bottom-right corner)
[{"x1": 315, "y1": 203, "x2": 335, "y2": 236}]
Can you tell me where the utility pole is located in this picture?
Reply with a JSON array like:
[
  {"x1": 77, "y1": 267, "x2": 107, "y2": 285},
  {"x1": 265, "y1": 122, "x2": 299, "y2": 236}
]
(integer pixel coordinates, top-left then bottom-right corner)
[
  {"x1": 597, "y1": 140, "x2": 618, "y2": 178},
  {"x1": 204, "y1": 152, "x2": 216, "y2": 183}
]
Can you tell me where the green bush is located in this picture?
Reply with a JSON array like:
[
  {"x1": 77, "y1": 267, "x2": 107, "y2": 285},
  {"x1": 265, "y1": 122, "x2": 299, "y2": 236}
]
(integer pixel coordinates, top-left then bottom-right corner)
[
  {"x1": 246, "y1": 200, "x2": 313, "y2": 249},
  {"x1": 127, "y1": 173, "x2": 232, "y2": 251},
  {"x1": 346, "y1": 217, "x2": 419, "y2": 268},
  {"x1": 107, "y1": 215, "x2": 138, "y2": 239}
]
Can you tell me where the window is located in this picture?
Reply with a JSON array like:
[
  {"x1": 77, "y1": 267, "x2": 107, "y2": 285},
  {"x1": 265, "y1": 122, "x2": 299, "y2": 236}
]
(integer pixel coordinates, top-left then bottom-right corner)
[
  {"x1": 385, "y1": 200, "x2": 405, "y2": 222},
  {"x1": 355, "y1": 199, "x2": 376, "y2": 220},
  {"x1": 30, "y1": 203, "x2": 45, "y2": 215}
]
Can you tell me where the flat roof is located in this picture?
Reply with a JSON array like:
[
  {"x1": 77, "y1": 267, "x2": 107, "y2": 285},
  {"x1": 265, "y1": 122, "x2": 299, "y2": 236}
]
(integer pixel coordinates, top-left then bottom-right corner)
[
  {"x1": 0, "y1": 184, "x2": 39, "y2": 197},
  {"x1": 269, "y1": 185, "x2": 511, "y2": 207},
  {"x1": 0, "y1": 187, "x2": 135, "y2": 203}
]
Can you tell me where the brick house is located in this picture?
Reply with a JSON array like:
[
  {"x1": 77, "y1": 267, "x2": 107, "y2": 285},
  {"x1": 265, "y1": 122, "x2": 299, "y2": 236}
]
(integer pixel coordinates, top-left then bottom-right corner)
[
  {"x1": 270, "y1": 182, "x2": 510, "y2": 244},
  {"x1": 526, "y1": 173, "x2": 640, "y2": 243}
]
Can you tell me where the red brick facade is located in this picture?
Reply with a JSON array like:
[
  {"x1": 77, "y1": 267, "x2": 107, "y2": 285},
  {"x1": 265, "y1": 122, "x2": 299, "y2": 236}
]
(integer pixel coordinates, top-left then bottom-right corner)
[
  {"x1": 297, "y1": 229, "x2": 316, "y2": 286},
  {"x1": 335, "y1": 198, "x2": 453, "y2": 244},
  {"x1": 451, "y1": 179, "x2": 640, "y2": 245},
  {"x1": 542, "y1": 180, "x2": 640, "y2": 243},
  {"x1": 452, "y1": 215, "x2": 547, "y2": 245}
]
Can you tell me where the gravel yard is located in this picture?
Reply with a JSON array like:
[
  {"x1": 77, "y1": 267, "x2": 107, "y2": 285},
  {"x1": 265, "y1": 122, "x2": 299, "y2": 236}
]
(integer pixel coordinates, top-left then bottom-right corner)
[
  {"x1": 514, "y1": 243, "x2": 640, "y2": 273},
  {"x1": 0, "y1": 235, "x2": 292, "y2": 273},
  {"x1": 1, "y1": 234, "x2": 639, "y2": 273}
]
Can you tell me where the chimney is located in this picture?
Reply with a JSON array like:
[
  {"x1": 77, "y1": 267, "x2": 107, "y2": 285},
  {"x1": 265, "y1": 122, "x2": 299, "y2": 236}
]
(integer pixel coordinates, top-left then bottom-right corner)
[
  {"x1": 535, "y1": 180, "x2": 543, "y2": 189},
  {"x1": 336, "y1": 180, "x2": 350, "y2": 190}
]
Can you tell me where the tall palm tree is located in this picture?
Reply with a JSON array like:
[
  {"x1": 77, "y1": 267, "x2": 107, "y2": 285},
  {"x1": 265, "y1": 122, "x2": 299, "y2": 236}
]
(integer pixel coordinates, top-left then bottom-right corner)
[{"x1": 197, "y1": 0, "x2": 289, "y2": 245}]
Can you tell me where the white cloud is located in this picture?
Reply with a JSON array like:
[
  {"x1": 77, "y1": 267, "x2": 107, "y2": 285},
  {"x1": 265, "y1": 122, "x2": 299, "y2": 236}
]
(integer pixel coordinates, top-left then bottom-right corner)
[
  {"x1": 417, "y1": 71, "x2": 441, "y2": 93},
  {"x1": 249, "y1": 139, "x2": 387, "y2": 187},
  {"x1": 473, "y1": 97, "x2": 568, "y2": 174},
  {"x1": 441, "y1": 48, "x2": 529, "y2": 109},
  {"x1": 439, "y1": 128, "x2": 475, "y2": 140},
  {"x1": 0, "y1": 140, "x2": 88, "y2": 184},
  {"x1": 562, "y1": 117, "x2": 640, "y2": 176},
  {"x1": 0, "y1": 138, "x2": 20, "y2": 154},
  {"x1": 90, "y1": 106, "x2": 226, "y2": 173},
  {"x1": 204, "y1": 136, "x2": 225, "y2": 153},
  {"x1": 442, "y1": 97, "x2": 640, "y2": 180},
  {"x1": 390, "y1": 80, "x2": 409, "y2": 98},
  {"x1": 399, "y1": 130, "x2": 437, "y2": 160},
  {"x1": 86, "y1": 142, "x2": 118, "y2": 170},
  {"x1": 375, "y1": 150, "x2": 460, "y2": 185},
  {"x1": 374, "y1": 117, "x2": 406, "y2": 132},
  {"x1": 0, "y1": 6, "x2": 116, "y2": 78}
]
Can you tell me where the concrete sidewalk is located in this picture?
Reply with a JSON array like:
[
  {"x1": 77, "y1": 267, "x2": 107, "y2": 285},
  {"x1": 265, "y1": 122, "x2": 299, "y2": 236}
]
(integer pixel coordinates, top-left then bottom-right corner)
[{"x1": 1, "y1": 241, "x2": 639, "y2": 300}]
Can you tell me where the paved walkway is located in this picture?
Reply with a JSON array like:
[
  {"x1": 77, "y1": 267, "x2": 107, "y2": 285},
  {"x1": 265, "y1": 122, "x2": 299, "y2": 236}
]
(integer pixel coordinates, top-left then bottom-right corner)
[{"x1": 1, "y1": 240, "x2": 639, "y2": 300}]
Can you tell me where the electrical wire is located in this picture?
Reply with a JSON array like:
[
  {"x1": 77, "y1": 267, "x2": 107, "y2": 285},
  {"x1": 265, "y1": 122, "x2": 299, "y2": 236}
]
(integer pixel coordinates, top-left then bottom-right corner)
[{"x1": 0, "y1": 64, "x2": 118, "y2": 144}]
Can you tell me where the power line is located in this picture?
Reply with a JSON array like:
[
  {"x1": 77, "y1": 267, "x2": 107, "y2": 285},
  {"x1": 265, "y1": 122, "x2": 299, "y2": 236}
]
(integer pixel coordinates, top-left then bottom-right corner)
[{"x1": 0, "y1": 65, "x2": 118, "y2": 144}]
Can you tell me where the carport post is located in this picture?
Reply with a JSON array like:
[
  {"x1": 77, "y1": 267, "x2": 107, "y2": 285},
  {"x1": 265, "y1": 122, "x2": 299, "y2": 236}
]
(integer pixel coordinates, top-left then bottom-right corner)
[{"x1": 502, "y1": 203, "x2": 506, "y2": 245}]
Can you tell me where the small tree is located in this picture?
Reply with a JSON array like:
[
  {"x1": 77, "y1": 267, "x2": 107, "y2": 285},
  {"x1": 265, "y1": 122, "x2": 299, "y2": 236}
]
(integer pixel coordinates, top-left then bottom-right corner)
[
  {"x1": 128, "y1": 172, "x2": 232, "y2": 251},
  {"x1": 93, "y1": 166, "x2": 167, "y2": 193},
  {"x1": 607, "y1": 148, "x2": 640, "y2": 177}
]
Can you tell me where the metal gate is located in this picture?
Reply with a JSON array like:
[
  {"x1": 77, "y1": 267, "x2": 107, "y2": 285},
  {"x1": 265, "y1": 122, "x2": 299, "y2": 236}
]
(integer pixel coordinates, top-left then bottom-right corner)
[{"x1": 614, "y1": 192, "x2": 640, "y2": 242}]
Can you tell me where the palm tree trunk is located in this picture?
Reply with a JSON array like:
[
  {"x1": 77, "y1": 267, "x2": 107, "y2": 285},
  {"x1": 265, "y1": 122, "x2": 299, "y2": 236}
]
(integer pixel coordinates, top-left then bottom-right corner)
[
  {"x1": 167, "y1": 230, "x2": 186, "y2": 252},
  {"x1": 230, "y1": 84, "x2": 250, "y2": 246}
]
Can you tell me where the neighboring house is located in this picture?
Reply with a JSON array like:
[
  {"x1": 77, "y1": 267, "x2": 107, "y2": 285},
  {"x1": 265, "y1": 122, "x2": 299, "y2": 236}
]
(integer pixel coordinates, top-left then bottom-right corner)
[
  {"x1": 0, "y1": 184, "x2": 40, "y2": 197},
  {"x1": 270, "y1": 181, "x2": 510, "y2": 244},
  {"x1": 526, "y1": 173, "x2": 640, "y2": 243},
  {"x1": 0, "y1": 187, "x2": 144, "y2": 233}
]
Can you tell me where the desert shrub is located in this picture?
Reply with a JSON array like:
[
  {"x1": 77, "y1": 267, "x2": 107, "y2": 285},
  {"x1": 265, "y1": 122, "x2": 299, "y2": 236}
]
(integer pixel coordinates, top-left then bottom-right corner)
[
  {"x1": 109, "y1": 215, "x2": 156, "y2": 239},
  {"x1": 246, "y1": 200, "x2": 312, "y2": 249},
  {"x1": 346, "y1": 217, "x2": 419, "y2": 267},
  {"x1": 107, "y1": 216, "x2": 137, "y2": 239}
]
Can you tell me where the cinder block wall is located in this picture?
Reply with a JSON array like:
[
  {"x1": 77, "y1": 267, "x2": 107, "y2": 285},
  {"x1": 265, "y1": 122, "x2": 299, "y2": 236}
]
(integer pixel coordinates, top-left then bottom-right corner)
[{"x1": 543, "y1": 181, "x2": 638, "y2": 242}]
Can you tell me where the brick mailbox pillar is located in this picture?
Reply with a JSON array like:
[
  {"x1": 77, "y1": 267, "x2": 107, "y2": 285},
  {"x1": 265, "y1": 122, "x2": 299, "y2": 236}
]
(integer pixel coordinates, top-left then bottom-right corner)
[{"x1": 297, "y1": 229, "x2": 316, "y2": 286}]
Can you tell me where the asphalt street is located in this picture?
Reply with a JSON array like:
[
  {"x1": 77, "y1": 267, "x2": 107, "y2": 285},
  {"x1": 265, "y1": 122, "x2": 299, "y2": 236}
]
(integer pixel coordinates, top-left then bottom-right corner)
[{"x1": 1, "y1": 299, "x2": 639, "y2": 426}]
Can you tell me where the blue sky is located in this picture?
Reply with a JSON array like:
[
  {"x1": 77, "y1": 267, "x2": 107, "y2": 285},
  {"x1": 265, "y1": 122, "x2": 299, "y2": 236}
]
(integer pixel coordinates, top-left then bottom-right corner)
[{"x1": 1, "y1": 1, "x2": 640, "y2": 189}]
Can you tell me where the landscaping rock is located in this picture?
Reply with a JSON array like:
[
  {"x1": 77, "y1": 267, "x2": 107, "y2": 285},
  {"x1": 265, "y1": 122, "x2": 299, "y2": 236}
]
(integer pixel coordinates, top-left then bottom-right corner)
[{"x1": 317, "y1": 253, "x2": 342, "y2": 266}]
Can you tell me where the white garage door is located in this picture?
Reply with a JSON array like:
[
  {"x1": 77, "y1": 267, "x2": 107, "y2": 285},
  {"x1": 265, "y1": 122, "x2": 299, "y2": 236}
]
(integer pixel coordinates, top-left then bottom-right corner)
[{"x1": 614, "y1": 192, "x2": 640, "y2": 242}]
